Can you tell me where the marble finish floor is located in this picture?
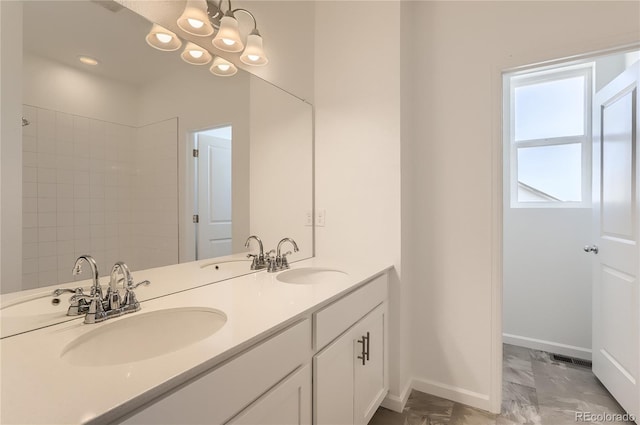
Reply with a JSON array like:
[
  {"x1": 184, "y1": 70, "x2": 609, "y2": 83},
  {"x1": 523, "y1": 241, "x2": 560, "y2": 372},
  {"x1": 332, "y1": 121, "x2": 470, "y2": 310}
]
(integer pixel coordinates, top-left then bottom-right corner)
[{"x1": 370, "y1": 344, "x2": 632, "y2": 425}]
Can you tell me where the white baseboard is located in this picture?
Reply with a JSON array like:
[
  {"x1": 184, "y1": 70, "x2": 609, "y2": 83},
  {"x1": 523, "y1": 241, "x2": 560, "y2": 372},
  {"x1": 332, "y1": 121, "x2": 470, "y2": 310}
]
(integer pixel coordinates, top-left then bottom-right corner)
[
  {"x1": 502, "y1": 333, "x2": 592, "y2": 361},
  {"x1": 411, "y1": 377, "x2": 491, "y2": 412},
  {"x1": 381, "y1": 379, "x2": 412, "y2": 413}
]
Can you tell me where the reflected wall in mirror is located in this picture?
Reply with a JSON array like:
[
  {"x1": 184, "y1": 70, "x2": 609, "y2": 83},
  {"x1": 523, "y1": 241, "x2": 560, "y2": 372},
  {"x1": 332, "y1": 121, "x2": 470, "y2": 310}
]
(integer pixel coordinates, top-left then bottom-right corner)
[{"x1": 16, "y1": 1, "x2": 312, "y2": 292}]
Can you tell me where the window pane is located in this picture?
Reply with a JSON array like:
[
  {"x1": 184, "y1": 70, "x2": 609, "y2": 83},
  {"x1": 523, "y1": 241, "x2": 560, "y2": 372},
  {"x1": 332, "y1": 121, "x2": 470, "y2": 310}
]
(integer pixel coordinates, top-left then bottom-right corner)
[
  {"x1": 514, "y1": 76, "x2": 585, "y2": 141},
  {"x1": 517, "y1": 143, "x2": 582, "y2": 202}
]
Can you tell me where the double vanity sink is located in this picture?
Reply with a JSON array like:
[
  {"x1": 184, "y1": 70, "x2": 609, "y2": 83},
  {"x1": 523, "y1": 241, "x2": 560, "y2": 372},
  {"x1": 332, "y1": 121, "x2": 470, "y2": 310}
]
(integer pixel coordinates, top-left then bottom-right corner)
[{"x1": 1, "y1": 258, "x2": 390, "y2": 425}]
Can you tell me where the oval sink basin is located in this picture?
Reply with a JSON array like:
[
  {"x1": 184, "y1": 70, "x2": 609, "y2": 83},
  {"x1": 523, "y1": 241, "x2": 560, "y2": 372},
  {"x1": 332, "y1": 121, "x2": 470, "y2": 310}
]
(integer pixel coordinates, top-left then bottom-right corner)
[
  {"x1": 276, "y1": 267, "x2": 349, "y2": 285},
  {"x1": 61, "y1": 307, "x2": 227, "y2": 367}
]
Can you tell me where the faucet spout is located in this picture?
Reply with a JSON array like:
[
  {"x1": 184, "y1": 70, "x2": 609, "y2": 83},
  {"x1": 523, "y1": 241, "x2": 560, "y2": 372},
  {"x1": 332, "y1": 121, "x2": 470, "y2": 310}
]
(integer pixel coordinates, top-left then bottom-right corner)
[
  {"x1": 277, "y1": 238, "x2": 299, "y2": 258},
  {"x1": 73, "y1": 255, "x2": 101, "y2": 299},
  {"x1": 244, "y1": 235, "x2": 264, "y2": 257}
]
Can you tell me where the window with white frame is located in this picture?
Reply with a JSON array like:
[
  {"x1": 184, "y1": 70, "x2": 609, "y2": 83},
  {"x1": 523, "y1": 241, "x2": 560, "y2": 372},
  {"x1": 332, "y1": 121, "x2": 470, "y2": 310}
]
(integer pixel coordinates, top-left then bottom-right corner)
[{"x1": 506, "y1": 64, "x2": 593, "y2": 207}]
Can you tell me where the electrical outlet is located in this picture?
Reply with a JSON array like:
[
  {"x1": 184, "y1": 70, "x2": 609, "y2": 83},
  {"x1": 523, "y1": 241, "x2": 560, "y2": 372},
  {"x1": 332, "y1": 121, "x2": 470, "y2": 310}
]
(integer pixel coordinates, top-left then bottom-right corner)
[
  {"x1": 316, "y1": 209, "x2": 326, "y2": 227},
  {"x1": 305, "y1": 210, "x2": 313, "y2": 226}
]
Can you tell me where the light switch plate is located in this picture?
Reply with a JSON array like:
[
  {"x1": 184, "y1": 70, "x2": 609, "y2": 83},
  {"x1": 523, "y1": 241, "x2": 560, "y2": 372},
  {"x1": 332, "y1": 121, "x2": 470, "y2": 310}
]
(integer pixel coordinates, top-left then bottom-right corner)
[
  {"x1": 315, "y1": 209, "x2": 326, "y2": 227},
  {"x1": 305, "y1": 210, "x2": 313, "y2": 226}
]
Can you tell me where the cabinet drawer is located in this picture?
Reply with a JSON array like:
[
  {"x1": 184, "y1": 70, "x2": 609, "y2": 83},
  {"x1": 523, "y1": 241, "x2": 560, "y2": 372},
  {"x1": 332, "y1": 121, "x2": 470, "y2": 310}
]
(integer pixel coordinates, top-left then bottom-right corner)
[
  {"x1": 314, "y1": 273, "x2": 387, "y2": 350},
  {"x1": 121, "y1": 319, "x2": 311, "y2": 425}
]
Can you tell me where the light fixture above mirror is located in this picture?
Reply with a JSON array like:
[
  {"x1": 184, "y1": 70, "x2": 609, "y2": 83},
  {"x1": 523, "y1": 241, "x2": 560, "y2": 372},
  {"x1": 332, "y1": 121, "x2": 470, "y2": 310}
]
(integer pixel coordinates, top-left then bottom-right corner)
[{"x1": 144, "y1": 0, "x2": 268, "y2": 77}]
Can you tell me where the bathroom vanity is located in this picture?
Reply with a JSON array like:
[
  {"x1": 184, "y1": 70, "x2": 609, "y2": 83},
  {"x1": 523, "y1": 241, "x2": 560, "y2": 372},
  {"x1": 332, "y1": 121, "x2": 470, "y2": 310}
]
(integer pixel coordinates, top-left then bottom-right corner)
[{"x1": 0, "y1": 259, "x2": 390, "y2": 425}]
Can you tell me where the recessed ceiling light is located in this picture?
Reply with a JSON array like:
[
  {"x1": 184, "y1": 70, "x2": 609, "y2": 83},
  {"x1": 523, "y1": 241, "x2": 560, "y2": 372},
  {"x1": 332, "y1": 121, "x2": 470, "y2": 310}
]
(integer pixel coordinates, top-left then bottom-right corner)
[{"x1": 78, "y1": 56, "x2": 99, "y2": 66}]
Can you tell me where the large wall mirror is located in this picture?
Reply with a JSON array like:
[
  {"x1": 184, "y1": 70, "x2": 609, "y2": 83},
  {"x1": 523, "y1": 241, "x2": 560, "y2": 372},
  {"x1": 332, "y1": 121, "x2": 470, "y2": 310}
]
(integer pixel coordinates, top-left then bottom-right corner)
[{"x1": 16, "y1": 1, "x2": 313, "y2": 293}]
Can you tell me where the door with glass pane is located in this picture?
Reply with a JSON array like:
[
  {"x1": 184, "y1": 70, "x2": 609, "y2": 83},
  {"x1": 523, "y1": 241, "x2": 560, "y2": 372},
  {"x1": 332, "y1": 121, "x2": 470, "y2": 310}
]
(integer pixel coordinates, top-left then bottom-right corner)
[{"x1": 591, "y1": 60, "x2": 639, "y2": 419}]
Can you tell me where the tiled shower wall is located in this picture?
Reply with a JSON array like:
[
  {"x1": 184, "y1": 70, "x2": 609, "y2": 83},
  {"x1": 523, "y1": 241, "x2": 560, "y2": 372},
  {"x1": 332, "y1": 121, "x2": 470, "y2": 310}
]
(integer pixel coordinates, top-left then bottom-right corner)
[{"x1": 21, "y1": 105, "x2": 178, "y2": 289}]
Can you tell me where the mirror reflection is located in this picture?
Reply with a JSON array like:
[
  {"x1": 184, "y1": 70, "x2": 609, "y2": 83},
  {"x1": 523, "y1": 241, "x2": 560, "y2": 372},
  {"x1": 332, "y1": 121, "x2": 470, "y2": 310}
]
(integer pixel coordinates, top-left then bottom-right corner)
[{"x1": 17, "y1": 1, "x2": 313, "y2": 292}]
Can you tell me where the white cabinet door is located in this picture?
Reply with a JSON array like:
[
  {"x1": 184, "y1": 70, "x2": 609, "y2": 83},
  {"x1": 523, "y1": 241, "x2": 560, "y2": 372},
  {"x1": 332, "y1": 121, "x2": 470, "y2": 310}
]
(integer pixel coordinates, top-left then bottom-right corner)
[
  {"x1": 354, "y1": 308, "x2": 386, "y2": 425},
  {"x1": 227, "y1": 365, "x2": 311, "y2": 425},
  {"x1": 314, "y1": 328, "x2": 355, "y2": 425},
  {"x1": 314, "y1": 304, "x2": 387, "y2": 425}
]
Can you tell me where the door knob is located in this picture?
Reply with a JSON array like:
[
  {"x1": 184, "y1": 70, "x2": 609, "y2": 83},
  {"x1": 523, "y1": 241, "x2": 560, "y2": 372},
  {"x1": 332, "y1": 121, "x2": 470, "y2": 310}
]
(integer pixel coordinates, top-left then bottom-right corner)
[{"x1": 584, "y1": 245, "x2": 599, "y2": 254}]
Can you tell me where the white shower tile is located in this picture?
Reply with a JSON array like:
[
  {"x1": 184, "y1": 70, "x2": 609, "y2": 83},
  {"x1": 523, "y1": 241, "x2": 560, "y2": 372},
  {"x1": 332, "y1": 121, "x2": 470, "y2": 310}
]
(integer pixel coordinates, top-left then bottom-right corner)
[
  {"x1": 38, "y1": 168, "x2": 57, "y2": 183},
  {"x1": 23, "y1": 227, "x2": 38, "y2": 244},
  {"x1": 74, "y1": 212, "x2": 90, "y2": 226},
  {"x1": 23, "y1": 151, "x2": 38, "y2": 167},
  {"x1": 38, "y1": 227, "x2": 57, "y2": 242},
  {"x1": 37, "y1": 152, "x2": 57, "y2": 169},
  {"x1": 57, "y1": 240, "x2": 74, "y2": 255},
  {"x1": 23, "y1": 258, "x2": 38, "y2": 275},
  {"x1": 57, "y1": 141, "x2": 74, "y2": 156},
  {"x1": 38, "y1": 255, "x2": 58, "y2": 272},
  {"x1": 57, "y1": 226, "x2": 74, "y2": 241},
  {"x1": 23, "y1": 166, "x2": 37, "y2": 183},
  {"x1": 23, "y1": 198, "x2": 38, "y2": 213},
  {"x1": 56, "y1": 184, "x2": 74, "y2": 199},
  {"x1": 74, "y1": 170, "x2": 90, "y2": 185},
  {"x1": 56, "y1": 112, "x2": 73, "y2": 142},
  {"x1": 57, "y1": 169, "x2": 74, "y2": 184},
  {"x1": 23, "y1": 182, "x2": 38, "y2": 198},
  {"x1": 57, "y1": 212, "x2": 74, "y2": 227},
  {"x1": 38, "y1": 197, "x2": 56, "y2": 213},
  {"x1": 23, "y1": 243, "x2": 38, "y2": 259},
  {"x1": 38, "y1": 270, "x2": 57, "y2": 286},
  {"x1": 22, "y1": 273, "x2": 39, "y2": 290},
  {"x1": 38, "y1": 183, "x2": 57, "y2": 198},
  {"x1": 73, "y1": 225, "x2": 91, "y2": 240},
  {"x1": 37, "y1": 136, "x2": 56, "y2": 154},
  {"x1": 38, "y1": 212, "x2": 58, "y2": 227},
  {"x1": 22, "y1": 135, "x2": 37, "y2": 152},
  {"x1": 74, "y1": 238, "x2": 91, "y2": 253},
  {"x1": 23, "y1": 213, "x2": 38, "y2": 228},
  {"x1": 38, "y1": 241, "x2": 57, "y2": 257}
]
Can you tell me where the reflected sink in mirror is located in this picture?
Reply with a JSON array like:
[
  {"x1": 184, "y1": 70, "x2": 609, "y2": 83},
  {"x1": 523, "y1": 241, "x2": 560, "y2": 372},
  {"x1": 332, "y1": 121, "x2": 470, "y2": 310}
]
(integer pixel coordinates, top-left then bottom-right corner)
[
  {"x1": 276, "y1": 267, "x2": 349, "y2": 285},
  {"x1": 61, "y1": 307, "x2": 227, "y2": 367},
  {"x1": 0, "y1": 291, "x2": 83, "y2": 338}
]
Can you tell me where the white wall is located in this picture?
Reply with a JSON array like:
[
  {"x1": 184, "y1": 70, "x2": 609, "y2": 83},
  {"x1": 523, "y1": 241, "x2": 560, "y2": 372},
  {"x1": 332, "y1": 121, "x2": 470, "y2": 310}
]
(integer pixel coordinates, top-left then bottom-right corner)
[
  {"x1": 503, "y1": 208, "x2": 593, "y2": 359},
  {"x1": 132, "y1": 118, "x2": 179, "y2": 270},
  {"x1": 403, "y1": 0, "x2": 640, "y2": 412},
  {"x1": 23, "y1": 53, "x2": 139, "y2": 127},
  {"x1": 314, "y1": 1, "x2": 407, "y2": 407},
  {"x1": 249, "y1": 77, "x2": 313, "y2": 260},
  {"x1": 136, "y1": 65, "x2": 251, "y2": 264},
  {"x1": 0, "y1": 1, "x2": 23, "y2": 293}
]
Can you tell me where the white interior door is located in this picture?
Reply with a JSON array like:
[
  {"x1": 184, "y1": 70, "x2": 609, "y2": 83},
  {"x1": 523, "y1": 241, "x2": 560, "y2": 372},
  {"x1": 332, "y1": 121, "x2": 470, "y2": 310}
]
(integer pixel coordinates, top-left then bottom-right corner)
[
  {"x1": 591, "y1": 60, "x2": 639, "y2": 419},
  {"x1": 197, "y1": 134, "x2": 232, "y2": 259}
]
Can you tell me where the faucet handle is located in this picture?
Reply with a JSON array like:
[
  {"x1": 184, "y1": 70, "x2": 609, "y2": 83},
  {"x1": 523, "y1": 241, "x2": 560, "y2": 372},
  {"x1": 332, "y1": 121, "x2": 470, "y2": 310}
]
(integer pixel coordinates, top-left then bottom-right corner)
[
  {"x1": 127, "y1": 280, "x2": 150, "y2": 290},
  {"x1": 52, "y1": 287, "x2": 84, "y2": 297}
]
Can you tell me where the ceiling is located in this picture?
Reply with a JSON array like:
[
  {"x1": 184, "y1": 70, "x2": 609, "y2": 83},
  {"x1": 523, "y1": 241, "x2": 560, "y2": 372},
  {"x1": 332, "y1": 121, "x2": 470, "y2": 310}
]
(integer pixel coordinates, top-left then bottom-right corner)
[{"x1": 23, "y1": 1, "x2": 191, "y2": 87}]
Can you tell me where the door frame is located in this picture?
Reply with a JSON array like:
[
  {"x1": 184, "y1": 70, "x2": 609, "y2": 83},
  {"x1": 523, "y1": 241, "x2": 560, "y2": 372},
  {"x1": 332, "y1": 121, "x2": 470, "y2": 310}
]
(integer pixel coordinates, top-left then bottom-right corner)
[{"x1": 490, "y1": 40, "x2": 640, "y2": 414}]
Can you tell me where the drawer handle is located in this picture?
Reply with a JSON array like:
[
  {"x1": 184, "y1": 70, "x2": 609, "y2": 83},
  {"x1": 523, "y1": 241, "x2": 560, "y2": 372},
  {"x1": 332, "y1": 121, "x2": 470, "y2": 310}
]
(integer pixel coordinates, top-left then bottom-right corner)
[
  {"x1": 357, "y1": 332, "x2": 370, "y2": 365},
  {"x1": 365, "y1": 331, "x2": 370, "y2": 361}
]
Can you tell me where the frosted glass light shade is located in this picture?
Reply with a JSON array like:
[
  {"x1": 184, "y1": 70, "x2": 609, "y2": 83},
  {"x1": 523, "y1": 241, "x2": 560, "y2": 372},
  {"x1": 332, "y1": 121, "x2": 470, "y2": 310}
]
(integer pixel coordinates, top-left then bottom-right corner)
[
  {"x1": 212, "y1": 15, "x2": 244, "y2": 52},
  {"x1": 240, "y1": 31, "x2": 268, "y2": 66},
  {"x1": 210, "y1": 56, "x2": 237, "y2": 76},
  {"x1": 145, "y1": 24, "x2": 182, "y2": 51},
  {"x1": 181, "y1": 42, "x2": 212, "y2": 65},
  {"x1": 177, "y1": 0, "x2": 214, "y2": 36}
]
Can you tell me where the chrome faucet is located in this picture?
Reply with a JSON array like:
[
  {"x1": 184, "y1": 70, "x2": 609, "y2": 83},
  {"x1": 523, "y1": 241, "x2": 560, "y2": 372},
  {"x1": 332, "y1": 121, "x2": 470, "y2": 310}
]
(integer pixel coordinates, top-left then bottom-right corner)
[
  {"x1": 53, "y1": 256, "x2": 150, "y2": 324},
  {"x1": 271, "y1": 238, "x2": 299, "y2": 272},
  {"x1": 73, "y1": 255, "x2": 102, "y2": 300},
  {"x1": 245, "y1": 235, "x2": 267, "y2": 270}
]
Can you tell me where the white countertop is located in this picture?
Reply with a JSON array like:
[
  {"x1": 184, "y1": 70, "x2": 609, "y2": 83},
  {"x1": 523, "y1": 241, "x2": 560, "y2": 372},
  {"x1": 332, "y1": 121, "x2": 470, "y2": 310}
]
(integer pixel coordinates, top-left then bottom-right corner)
[{"x1": 0, "y1": 257, "x2": 391, "y2": 425}]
